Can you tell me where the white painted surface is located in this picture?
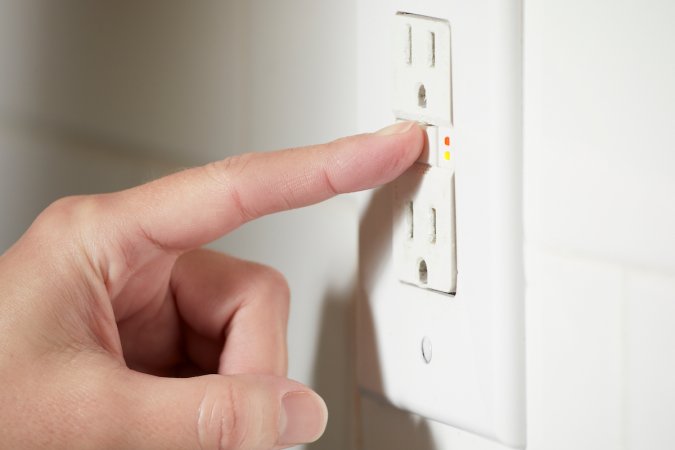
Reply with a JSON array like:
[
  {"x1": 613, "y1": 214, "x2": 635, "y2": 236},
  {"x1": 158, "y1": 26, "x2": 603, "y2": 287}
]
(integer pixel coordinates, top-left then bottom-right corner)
[
  {"x1": 524, "y1": 0, "x2": 675, "y2": 272},
  {"x1": 626, "y1": 272, "x2": 675, "y2": 450},
  {"x1": 525, "y1": 250, "x2": 624, "y2": 450},
  {"x1": 522, "y1": 2, "x2": 675, "y2": 449}
]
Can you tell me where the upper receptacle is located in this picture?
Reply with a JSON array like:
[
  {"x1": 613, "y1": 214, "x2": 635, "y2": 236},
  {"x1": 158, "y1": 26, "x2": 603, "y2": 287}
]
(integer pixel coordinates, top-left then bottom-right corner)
[{"x1": 393, "y1": 13, "x2": 452, "y2": 126}]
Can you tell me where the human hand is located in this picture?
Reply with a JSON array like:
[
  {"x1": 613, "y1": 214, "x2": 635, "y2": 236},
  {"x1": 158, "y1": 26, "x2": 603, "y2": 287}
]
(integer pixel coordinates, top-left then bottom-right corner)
[{"x1": 0, "y1": 122, "x2": 423, "y2": 449}]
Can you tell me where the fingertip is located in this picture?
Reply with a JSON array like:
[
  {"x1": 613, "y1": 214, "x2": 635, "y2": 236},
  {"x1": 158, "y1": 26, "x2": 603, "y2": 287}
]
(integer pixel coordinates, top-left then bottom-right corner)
[
  {"x1": 323, "y1": 122, "x2": 425, "y2": 194},
  {"x1": 279, "y1": 390, "x2": 328, "y2": 446},
  {"x1": 368, "y1": 121, "x2": 425, "y2": 181},
  {"x1": 397, "y1": 121, "x2": 426, "y2": 162},
  {"x1": 377, "y1": 121, "x2": 425, "y2": 158}
]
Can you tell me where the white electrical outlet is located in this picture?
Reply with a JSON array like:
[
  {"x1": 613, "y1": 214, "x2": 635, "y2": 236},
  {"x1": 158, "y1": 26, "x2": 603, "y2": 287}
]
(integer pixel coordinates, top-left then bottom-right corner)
[
  {"x1": 357, "y1": 4, "x2": 525, "y2": 448},
  {"x1": 393, "y1": 12, "x2": 452, "y2": 126},
  {"x1": 392, "y1": 13, "x2": 456, "y2": 294},
  {"x1": 392, "y1": 158, "x2": 457, "y2": 294}
]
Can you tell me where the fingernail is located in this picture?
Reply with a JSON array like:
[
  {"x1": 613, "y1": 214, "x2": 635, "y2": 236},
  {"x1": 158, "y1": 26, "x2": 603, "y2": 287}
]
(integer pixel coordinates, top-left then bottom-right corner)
[
  {"x1": 375, "y1": 121, "x2": 416, "y2": 136},
  {"x1": 279, "y1": 391, "x2": 328, "y2": 445}
]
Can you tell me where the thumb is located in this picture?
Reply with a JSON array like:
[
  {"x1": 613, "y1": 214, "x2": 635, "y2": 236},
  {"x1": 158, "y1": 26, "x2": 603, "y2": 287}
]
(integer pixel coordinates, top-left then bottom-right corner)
[{"x1": 119, "y1": 372, "x2": 328, "y2": 450}]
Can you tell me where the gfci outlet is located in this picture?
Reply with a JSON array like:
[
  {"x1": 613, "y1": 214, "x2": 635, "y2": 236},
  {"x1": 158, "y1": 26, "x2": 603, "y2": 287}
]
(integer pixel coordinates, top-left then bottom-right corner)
[
  {"x1": 357, "y1": 4, "x2": 524, "y2": 448},
  {"x1": 391, "y1": 13, "x2": 457, "y2": 295}
]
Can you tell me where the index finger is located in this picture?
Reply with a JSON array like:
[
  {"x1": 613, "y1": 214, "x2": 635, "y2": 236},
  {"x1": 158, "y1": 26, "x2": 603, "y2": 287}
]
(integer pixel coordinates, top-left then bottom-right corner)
[{"x1": 104, "y1": 121, "x2": 423, "y2": 252}]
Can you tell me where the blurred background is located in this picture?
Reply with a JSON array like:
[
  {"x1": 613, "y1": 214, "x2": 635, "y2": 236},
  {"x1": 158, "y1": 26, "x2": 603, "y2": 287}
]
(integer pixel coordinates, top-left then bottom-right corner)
[
  {"x1": 1, "y1": 1, "x2": 674, "y2": 450},
  {"x1": 0, "y1": 2, "x2": 360, "y2": 449}
]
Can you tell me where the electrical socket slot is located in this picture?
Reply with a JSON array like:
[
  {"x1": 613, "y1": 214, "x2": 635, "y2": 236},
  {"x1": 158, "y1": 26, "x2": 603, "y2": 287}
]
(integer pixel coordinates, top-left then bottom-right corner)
[
  {"x1": 418, "y1": 84, "x2": 427, "y2": 108},
  {"x1": 429, "y1": 207, "x2": 437, "y2": 243},
  {"x1": 428, "y1": 32, "x2": 436, "y2": 67},
  {"x1": 418, "y1": 259, "x2": 428, "y2": 284},
  {"x1": 406, "y1": 201, "x2": 414, "y2": 239}
]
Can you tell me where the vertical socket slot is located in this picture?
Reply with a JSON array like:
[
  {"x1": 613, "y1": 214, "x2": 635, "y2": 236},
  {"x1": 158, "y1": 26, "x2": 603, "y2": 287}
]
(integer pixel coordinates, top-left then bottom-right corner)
[
  {"x1": 418, "y1": 84, "x2": 427, "y2": 108},
  {"x1": 429, "y1": 207, "x2": 437, "y2": 244},
  {"x1": 405, "y1": 24, "x2": 412, "y2": 65},
  {"x1": 406, "y1": 201, "x2": 414, "y2": 239},
  {"x1": 428, "y1": 32, "x2": 436, "y2": 67},
  {"x1": 418, "y1": 259, "x2": 428, "y2": 285}
]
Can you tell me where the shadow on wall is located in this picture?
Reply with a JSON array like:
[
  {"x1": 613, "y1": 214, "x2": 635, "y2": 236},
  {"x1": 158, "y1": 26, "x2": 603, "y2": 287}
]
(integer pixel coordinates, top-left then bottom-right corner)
[
  {"x1": 308, "y1": 187, "x2": 435, "y2": 450},
  {"x1": 359, "y1": 397, "x2": 435, "y2": 450},
  {"x1": 308, "y1": 290, "x2": 356, "y2": 450}
]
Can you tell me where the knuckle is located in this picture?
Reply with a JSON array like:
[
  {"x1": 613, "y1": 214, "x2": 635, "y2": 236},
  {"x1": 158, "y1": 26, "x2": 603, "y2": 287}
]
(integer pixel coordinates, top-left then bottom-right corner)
[
  {"x1": 251, "y1": 264, "x2": 290, "y2": 302},
  {"x1": 33, "y1": 195, "x2": 100, "y2": 235},
  {"x1": 21, "y1": 195, "x2": 104, "y2": 254},
  {"x1": 197, "y1": 378, "x2": 249, "y2": 450},
  {"x1": 48, "y1": 194, "x2": 94, "y2": 214},
  {"x1": 203, "y1": 155, "x2": 257, "y2": 223},
  {"x1": 203, "y1": 160, "x2": 230, "y2": 187},
  {"x1": 203, "y1": 154, "x2": 252, "y2": 188}
]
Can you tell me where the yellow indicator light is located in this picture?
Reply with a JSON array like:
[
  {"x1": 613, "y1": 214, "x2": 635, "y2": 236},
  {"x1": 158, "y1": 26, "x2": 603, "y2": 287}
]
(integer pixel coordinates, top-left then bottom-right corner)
[{"x1": 443, "y1": 151, "x2": 451, "y2": 161}]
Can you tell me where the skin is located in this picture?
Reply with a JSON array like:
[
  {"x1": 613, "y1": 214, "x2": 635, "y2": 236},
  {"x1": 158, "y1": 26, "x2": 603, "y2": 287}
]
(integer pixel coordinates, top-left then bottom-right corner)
[{"x1": 0, "y1": 122, "x2": 424, "y2": 450}]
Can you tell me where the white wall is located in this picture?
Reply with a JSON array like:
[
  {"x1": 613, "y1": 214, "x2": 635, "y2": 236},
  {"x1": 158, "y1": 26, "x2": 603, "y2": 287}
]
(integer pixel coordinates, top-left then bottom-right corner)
[
  {"x1": 0, "y1": 0, "x2": 357, "y2": 164},
  {"x1": 524, "y1": 1, "x2": 675, "y2": 448}
]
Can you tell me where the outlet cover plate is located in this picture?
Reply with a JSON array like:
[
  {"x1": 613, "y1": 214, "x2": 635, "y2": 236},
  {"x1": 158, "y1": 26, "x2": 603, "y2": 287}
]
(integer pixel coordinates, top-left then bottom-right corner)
[{"x1": 356, "y1": 2, "x2": 525, "y2": 448}]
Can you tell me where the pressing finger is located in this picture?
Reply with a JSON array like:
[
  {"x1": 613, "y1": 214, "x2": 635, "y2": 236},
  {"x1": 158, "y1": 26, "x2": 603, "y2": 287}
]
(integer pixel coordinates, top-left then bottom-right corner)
[{"x1": 104, "y1": 122, "x2": 423, "y2": 252}]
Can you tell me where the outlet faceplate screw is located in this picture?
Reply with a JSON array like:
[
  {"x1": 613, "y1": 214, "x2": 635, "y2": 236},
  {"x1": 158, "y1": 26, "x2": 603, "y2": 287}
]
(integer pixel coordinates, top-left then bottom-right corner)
[{"x1": 421, "y1": 336, "x2": 432, "y2": 364}]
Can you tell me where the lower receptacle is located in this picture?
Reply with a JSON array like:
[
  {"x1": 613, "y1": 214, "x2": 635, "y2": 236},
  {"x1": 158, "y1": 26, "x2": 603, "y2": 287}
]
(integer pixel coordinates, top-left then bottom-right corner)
[{"x1": 392, "y1": 162, "x2": 457, "y2": 294}]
